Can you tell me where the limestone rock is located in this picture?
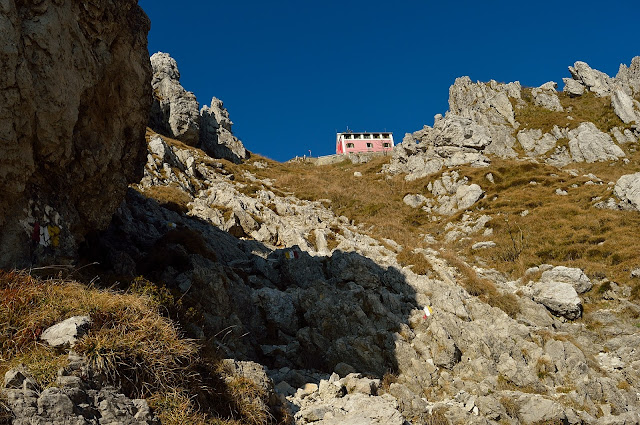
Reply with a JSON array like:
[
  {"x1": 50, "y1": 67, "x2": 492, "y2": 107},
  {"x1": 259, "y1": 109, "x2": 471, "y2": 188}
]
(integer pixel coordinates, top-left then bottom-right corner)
[
  {"x1": 0, "y1": 0, "x2": 152, "y2": 268},
  {"x1": 200, "y1": 97, "x2": 250, "y2": 163},
  {"x1": 569, "y1": 61, "x2": 615, "y2": 96},
  {"x1": 149, "y1": 52, "x2": 200, "y2": 145},
  {"x1": 613, "y1": 172, "x2": 640, "y2": 211},
  {"x1": 540, "y1": 266, "x2": 593, "y2": 294},
  {"x1": 40, "y1": 316, "x2": 92, "y2": 348},
  {"x1": 4, "y1": 359, "x2": 157, "y2": 425},
  {"x1": 563, "y1": 77, "x2": 585, "y2": 96},
  {"x1": 567, "y1": 122, "x2": 625, "y2": 163},
  {"x1": 517, "y1": 129, "x2": 557, "y2": 156},
  {"x1": 615, "y1": 56, "x2": 640, "y2": 97},
  {"x1": 611, "y1": 89, "x2": 640, "y2": 124},
  {"x1": 533, "y1": 281, "x2": 582, "y2": 319},
  {"x1": 517, "y1": 395, "x2": 568, "y2": 424},
  {"x1": 403, "y1": 194, "x2": 428, "y2": 208},
  {"x1": 532, "y1": 81, "x2": 563, "y2": 111}
]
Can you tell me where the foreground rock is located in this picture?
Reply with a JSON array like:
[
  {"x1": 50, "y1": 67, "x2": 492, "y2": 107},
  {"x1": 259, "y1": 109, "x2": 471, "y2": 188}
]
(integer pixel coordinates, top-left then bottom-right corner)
[
  {"x1": 4, "y1": 355, "x2": 157, "y2": 425},
  {"x1": 0, "y1": 0, "x2": 152, "y2": 268},
  {"x1": 532, "y1": 280, "x2": 582, "y2": 320},
  {"x1": 40, "y1": 316, "x2": 92, "y2": 348}
]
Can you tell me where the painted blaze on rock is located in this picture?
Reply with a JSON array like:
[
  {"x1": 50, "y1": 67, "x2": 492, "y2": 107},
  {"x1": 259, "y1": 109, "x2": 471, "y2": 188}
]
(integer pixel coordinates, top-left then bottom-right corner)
[{"x1": 0, "y1": 0, "x2": 152, "y2": 267}]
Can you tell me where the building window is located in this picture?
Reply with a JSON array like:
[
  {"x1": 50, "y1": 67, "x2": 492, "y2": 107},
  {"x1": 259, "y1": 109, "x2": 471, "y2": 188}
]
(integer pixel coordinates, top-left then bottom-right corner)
[
  {"x1": 366, "y1": 143, "x2": 373, "y2": 148},
  {"x1": 383, "y1": 143, "x2": 391, "y2": 148},
  {"x1": 383, "y1": 133, "x2": 390, "y2": 138},
  {"x1": 346, "y1": 143, "x2": 354, "y2": 148},
  {"x1": 344, "y1": 134, "x2": 351, "y2": 139}
]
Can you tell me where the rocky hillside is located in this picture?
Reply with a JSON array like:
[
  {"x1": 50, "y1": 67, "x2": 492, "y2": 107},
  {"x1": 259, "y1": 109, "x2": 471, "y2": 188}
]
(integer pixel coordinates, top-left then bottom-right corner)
[{"x1": 2, "y1": 20, "x2": 640, "y2": 425}]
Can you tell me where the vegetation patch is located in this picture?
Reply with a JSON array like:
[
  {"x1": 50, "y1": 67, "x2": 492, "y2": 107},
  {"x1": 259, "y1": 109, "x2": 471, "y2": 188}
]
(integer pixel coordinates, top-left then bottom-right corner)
[
  {"x1": 516, "y1": 90, "x2": 626, "y2": 133},
  {"x1": 143, "y1": 184, "x2": 192, "y2": 214},
  {"x1": 0, "y1": 271, "x2": 288, "y2": 425}
]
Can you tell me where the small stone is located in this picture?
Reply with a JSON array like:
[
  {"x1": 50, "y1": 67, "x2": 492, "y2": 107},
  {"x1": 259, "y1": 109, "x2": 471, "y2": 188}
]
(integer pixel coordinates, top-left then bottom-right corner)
[{"x1": 40, "y1": 316, "x2": 92, "y2": 348}]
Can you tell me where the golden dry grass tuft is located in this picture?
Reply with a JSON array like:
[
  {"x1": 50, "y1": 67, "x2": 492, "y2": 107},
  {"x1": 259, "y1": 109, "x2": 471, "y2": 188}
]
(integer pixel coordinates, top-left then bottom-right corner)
[
  {"x1": 396, "y1": 250, "x2": 433, "y2": 275},
  {"x1": 0, "y1": 270, "x2": 197, "y2": 394},
  {"x1": 516, "y1": 90, "x2": 627, "y2": 134},
  {"x1": 143, "y1": 185, "x2": 192, "y2": 214}
]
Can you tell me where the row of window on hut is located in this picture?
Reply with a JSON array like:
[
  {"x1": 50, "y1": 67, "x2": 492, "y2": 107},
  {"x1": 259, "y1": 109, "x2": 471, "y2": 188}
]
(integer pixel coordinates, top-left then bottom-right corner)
[{"x1": 336, "y1": 132, "x2": 394, "y2": 155}]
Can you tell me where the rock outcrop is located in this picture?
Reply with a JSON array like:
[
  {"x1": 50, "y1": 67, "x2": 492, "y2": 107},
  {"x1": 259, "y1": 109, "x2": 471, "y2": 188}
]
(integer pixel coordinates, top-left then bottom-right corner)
[
  {"x1": 200, "y1": 97, "x2": 250, "y2": 163},
  {"x1": 0, "y1": 0, "x2": 152, "y2": 268},
  {"x1": 148, "y1": 53, "x2": 250, "y2": 162},
  {"x1": 149, "y1": 52, "x2": 201, "y2": 145},
  {"x1": 613, "y1": 172, "x2": 640, "y2": 211},
  {"x1": 388, "y1": 57, "x2": 640, "y2": 184}
]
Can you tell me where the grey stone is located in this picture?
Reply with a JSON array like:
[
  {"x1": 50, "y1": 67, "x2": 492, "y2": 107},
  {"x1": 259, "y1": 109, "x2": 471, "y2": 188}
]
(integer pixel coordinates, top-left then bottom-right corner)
[
  {"x1": 149, "y1": 52, "x2": 200, "y2": 145},
  {"x1": 200, "y1": 97, "x2": 250, "y2": 163},
  {"x1": 403, "y1": 194, "x2": 428, "y2": 208},
  {"x1": 563, "y1": 77, "x2": 585, "y2": 96},
  {"x1": 533, "y1": 281, "x2": 582, "y2": 319},
  {"x1": 40, "y1": 316, "x2": 92, "y2": 348},
  {"x1": 613, "y1": 172, "x2": 640, "y2": 211},
  {"x1": 611, "y1": 89, "x2": 640, "y2": 124},
  {"x1": 541, "y1": 266, "x2": 593, "y2": 294},
  {"x1": 532, "y1": 81, "x2": 563, "y2": 111},
  {"x1": 472, "y1": 241, "x2": 496, "y2": 250},
  {"x1": 569, "y1": 61, "x2": 615, "y2": 96},
  {"x1": 567, "y1": 122, "x2": 625, "y2": 163}
]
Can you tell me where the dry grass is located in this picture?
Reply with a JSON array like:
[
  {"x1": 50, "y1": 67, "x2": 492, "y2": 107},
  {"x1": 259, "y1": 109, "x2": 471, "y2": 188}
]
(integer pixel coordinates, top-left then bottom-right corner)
[
  {"x1": 439, "y1": 250, "x2": 521, "y2": 318},
  {"x1": 0, "y1": 271, "x2": 287, "y2": 425},
  {"x1": 0, "y1": 270, "x2": 197, "y2": 395},
  {"x1": 516, "y1": 90, "x2": 627, "y2": 134},
  {"x1": 500, "y1": 395, "x2": 520, "y2": 419},
  {"x1": 249, "y1": 143, "x2": 640, "y2": 296},
  {"x1": 396, "y1": 250, "x2": 433, "y2": 275},
  {"x1": 143, "y1": 185, "x2": 192, "y2": 214}
]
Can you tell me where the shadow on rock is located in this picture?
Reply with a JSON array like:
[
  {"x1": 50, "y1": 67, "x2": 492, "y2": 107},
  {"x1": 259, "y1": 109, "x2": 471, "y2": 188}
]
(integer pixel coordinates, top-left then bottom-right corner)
[{"x1": 81, "y1": 188, "x2": 420, "y2": 380}]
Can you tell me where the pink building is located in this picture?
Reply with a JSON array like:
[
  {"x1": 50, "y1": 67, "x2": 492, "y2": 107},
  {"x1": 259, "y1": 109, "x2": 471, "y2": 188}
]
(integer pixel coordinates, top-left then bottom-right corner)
[{"x1": 336, "y1": 132, "x2": 394, "y2": 155}]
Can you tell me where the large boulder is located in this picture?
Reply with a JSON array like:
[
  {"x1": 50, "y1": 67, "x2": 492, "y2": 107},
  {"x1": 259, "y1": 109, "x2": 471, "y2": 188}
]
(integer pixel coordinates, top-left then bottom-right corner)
[
  {"x1": 532, "y1": 81, "x2": 563, "y2": 111},
  {"x1": 0, "y1": 0, "x2": 152, "y2": 268},
  {"x1": 200, "y1": 97, "x2": 250, "y2": 163},
  {"x1": 149, "y1": 52, "x2": 201, "y2": 145},
  {"x1": 567, "y1": 122, "x2": 625, "y2": 163},
  {"x1": 533, "y1": 280, "x2": 582, "y2": 319},
  {"x1": 611, "y1": 89, "x2": 640, "y2": 124},
  {"x1": 540, "y1": 266, "x2": 592, "y2": 294}
]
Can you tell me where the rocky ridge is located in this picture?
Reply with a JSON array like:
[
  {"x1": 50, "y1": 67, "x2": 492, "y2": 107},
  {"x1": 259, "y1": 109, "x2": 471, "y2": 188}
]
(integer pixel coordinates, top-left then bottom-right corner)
[{"x1": 385, "y1": 58, "x2": 640, "y2": 181}]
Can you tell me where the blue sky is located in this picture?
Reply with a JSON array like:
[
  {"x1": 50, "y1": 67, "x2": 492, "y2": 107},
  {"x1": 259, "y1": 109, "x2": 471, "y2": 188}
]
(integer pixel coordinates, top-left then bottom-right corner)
[{"x1": 139, "y1": 0, "x2": 638, "y2": 161}]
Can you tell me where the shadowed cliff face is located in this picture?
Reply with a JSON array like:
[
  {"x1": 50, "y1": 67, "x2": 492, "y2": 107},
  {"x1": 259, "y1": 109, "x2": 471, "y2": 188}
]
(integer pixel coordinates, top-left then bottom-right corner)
[{"x1": 0, "y1": 0, "x2": 152, "y2": 268}]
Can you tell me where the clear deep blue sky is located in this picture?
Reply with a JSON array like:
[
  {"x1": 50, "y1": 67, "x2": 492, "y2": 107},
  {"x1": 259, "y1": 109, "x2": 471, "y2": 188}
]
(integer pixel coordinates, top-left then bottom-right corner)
[{"x1": 139, "y1": 0, "x2": 638, "y2": 162}]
